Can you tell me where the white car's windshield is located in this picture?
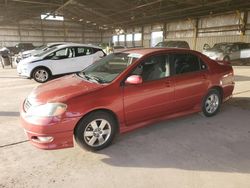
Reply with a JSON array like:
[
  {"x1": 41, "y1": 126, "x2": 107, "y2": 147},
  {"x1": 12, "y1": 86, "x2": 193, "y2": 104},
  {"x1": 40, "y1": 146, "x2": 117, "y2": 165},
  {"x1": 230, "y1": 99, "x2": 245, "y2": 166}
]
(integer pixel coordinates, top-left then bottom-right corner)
[
  {"x1": 35, "y1": 45, "x2": 46, "y2": 51},
  {"x1": 34, "y1": 46, "x2": 58, "y2": 57},
  {"x1": 78, "y1": 52, "x2": 142, "y2": 83}
]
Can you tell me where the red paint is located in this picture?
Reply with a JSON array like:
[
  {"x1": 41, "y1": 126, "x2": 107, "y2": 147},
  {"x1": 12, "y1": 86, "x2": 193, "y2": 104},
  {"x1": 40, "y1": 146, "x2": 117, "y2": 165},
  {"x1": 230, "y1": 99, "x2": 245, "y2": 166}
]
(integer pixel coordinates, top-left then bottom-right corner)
[{"x1": 20, "y1": 48, "x2": 235, "y2": 150}]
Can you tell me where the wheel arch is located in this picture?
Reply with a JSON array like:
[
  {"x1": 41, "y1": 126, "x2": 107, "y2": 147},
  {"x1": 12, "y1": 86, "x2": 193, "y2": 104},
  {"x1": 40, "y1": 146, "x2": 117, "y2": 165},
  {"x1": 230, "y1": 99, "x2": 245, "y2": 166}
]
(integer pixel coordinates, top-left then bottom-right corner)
[
  {"x1": 208, "y1": 85, "x2": 223, "y2": 100},
  {"x1": 74, "y1": 108, "x2": 120, "y2": 135},
  {"x1": 31, "y1": 66, "x2": 52, "y2": 78}
]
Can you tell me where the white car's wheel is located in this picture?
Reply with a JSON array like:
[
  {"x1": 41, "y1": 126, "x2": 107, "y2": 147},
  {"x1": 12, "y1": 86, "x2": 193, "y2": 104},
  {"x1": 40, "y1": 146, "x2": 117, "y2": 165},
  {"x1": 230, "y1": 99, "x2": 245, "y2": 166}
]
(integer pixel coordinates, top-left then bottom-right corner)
[
  {"x1": 223, "y1": 56, "x2": 230, "y2": 62},
  {"x1": 32, "y1": 68, "x2": 51, "y2": 83}
]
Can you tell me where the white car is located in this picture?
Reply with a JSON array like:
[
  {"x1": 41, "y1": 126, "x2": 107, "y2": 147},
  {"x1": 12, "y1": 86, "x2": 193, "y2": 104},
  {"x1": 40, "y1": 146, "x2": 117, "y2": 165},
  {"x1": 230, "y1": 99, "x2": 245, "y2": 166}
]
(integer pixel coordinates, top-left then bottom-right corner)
[
  {"x1": 17, "y1": 44, "x2": 106, "y2": 83},
  {"x1": 202, "y1": 42, "x2": 250, "y2": 61}
]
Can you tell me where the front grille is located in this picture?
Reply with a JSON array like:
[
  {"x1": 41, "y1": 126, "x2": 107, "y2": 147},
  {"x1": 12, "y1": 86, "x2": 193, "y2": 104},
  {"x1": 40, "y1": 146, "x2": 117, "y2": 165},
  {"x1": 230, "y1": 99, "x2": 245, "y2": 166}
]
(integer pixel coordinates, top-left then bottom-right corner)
[{"x1": 24, "y1": 99, "x2": 32, "y2": 112}]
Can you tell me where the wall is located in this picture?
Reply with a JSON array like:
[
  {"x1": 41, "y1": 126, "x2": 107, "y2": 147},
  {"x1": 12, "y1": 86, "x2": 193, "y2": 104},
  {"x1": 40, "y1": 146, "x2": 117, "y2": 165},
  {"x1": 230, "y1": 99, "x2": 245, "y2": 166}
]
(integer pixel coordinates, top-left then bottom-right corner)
[
  {"x1": 0, "y1": 19, "x2": 102, "y2": 47},
  {"x1": 105, "y1": 11, "x2": 250, "y2": 52}
]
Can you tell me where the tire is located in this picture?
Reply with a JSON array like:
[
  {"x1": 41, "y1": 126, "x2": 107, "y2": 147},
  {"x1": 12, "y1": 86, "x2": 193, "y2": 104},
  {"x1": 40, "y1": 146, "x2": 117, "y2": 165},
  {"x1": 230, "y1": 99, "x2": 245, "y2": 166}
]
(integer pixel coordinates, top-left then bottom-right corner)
[
  {"x1": 32, "y1": 67, "x2": 51, "y2": 83},
  {"x1": 74, "y1": 111, "x2": 117, "y2": 151},
  {"x1": 202, "y1": 89, "x2": 221, "y2": 117},
  {"x1": 223, "y1": 56, "x2": 230, "y2": 62}
]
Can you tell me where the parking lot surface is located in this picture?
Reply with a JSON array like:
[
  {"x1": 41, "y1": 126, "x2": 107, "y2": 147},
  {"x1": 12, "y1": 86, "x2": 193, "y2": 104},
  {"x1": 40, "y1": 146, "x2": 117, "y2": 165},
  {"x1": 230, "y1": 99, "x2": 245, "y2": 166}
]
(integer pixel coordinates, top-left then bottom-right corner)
[{"x1": 0, "y1": 66, "x2": 250, "y2": 188}]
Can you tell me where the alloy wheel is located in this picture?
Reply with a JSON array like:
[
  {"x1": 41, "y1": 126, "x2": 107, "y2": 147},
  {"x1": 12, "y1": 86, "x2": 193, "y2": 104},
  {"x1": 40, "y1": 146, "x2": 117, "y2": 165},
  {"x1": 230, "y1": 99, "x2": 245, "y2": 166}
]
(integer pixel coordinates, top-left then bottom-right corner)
[
  {"x1": 205, "y1": 93, "x2": 219, "y2": 114},
  {"x1": 83, "y1": 119, "x2": 111, "y2": 147}
]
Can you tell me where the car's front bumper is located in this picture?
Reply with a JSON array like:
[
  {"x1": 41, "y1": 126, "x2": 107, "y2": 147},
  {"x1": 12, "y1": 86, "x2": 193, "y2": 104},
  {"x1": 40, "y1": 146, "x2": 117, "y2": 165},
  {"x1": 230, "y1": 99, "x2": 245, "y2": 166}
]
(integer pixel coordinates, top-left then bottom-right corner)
[
  {"x1": 17, "y1": 65, "x2": 31, "y2": 78},
  {"x1": 20, "y1": 111, "x2": 77, "y2": 150}
]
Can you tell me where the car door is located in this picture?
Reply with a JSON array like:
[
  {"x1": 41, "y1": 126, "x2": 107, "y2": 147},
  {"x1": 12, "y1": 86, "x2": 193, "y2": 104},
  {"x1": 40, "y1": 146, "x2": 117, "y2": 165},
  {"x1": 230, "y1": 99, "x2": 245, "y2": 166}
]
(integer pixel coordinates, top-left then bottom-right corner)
[
  {"x1": 73, "y1": 47, "x2": 98, "y2": 71},
  {"x1": 229, "y1": 44, "x2": 240, "y2": 60},
  {"x1": 47, "y1": 47, "x2": 76, "y2": 75},
  {"x1": 171, "y1": 53, "x2": 210, "y2": 112},
  {"x1": 123, "y1": 54, "x2": 175, "y2": 126}
]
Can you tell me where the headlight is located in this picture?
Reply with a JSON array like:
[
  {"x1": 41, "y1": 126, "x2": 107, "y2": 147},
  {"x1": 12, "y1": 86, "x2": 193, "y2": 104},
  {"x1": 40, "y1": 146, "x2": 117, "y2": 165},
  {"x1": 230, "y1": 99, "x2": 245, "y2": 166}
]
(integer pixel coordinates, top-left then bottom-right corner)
[{"x1": 26, "y1": 103, "x2": 67, "y2": 117}]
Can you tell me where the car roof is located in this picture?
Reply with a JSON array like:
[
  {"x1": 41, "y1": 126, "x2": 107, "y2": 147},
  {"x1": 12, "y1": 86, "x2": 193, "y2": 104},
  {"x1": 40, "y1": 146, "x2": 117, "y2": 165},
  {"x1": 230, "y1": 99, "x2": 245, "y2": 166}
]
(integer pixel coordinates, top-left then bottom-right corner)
[
  {"x1": 122, "y1": 48, "x2": 195, "y2": 56},
  {"x1": 215, "y1": 42, "x2": 246, "y2": 45},
  {"x1": 55, "y1": 43, "x2": 102, "y2": 49}
]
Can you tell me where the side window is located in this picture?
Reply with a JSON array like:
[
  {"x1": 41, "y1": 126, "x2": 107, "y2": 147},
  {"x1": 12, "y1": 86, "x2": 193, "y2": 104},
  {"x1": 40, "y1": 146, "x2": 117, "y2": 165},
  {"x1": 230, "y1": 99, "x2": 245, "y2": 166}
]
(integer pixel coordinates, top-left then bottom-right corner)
[
  {"x1": 132, "y1": 54, "x2": 170, "y2": 82},
  {"x1": 231, "y1": 45, "x2": 239, "y2": 52},
  {"x1": 47, "y1": 48, "x2": 75, "y2": 60},
  {"x1": 75, "y1": 47, "x2": 93, "y2": 57},
  {"x1": 239, "y1": 43, "x2": 249, "y2": 50},
  {"x1": 171, "y1": 53, "x2": 201, "y2": 75},
  {"x1": 93, "y1": 48, "x2": 106, "y2": 57}
]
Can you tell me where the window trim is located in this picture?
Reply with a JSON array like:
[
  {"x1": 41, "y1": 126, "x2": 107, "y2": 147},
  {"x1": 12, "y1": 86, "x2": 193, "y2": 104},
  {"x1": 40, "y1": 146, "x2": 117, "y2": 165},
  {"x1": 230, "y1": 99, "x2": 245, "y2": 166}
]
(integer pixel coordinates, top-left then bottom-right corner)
[
  {"x1": 169, "y1": 52, "x2": 208, "y2": 76},
  {"x1": 124, "y1": 53, "x2": 172, "y2": 84}
]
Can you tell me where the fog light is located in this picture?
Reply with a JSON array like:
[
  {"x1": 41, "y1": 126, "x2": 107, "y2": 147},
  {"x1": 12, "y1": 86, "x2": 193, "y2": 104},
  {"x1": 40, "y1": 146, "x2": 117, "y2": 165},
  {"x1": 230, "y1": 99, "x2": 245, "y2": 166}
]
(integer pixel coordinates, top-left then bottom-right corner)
[{"x1": 31, "y1": 136, "x2": 54, "y2": 143}]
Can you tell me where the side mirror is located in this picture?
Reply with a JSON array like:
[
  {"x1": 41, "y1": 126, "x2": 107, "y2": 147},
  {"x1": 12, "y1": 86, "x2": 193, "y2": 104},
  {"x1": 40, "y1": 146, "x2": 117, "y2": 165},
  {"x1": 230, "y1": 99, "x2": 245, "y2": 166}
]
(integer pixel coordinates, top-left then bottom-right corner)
[
  {"x1": 203, "y1": 44, "x2": 210, "y2": 50},
  {"x1": 125, "y1": 75, "x2": 143, "y2": 85}
]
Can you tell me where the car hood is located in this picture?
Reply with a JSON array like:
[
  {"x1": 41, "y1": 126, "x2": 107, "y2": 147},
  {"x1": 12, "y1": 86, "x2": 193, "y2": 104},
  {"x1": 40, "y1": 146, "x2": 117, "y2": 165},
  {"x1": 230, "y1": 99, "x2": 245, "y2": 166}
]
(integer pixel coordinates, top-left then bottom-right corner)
[
  {"x1": 22, "y1": 49, "x2": 35, "y2": 55},
  {"x1": 203, "y1": 48, "x2": 224, "y2": 53},
  {"x1": 28, "y1": 74, "x2": 104, "y2": 104},
  {"x1": 19, "y1": 56, "x2": 42, "y2": 65}
]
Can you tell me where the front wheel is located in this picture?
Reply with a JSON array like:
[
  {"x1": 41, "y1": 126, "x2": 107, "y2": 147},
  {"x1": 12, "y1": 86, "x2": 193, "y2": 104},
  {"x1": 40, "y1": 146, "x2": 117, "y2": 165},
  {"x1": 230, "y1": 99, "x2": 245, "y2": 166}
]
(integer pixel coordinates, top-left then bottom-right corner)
[
  {"x1": 223, "y1": 56, "x2": 230, "y2": 62},
  {"x1": 74, "y1": 111, "x2": 117, "y2": 151},
  {"x1": 202, "y1": 89, "x2": 221, "y2": 117},
  {"x1": 32, "y1": 68, "x2": 51, "y2": 83}
]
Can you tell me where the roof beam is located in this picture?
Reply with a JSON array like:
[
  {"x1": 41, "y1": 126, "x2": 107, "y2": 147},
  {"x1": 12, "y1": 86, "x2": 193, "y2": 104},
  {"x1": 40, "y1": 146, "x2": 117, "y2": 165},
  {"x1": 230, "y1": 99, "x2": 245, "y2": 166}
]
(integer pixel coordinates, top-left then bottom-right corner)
[{"x1": 10, "y1": 0, "x2": 60, "y2": 6}]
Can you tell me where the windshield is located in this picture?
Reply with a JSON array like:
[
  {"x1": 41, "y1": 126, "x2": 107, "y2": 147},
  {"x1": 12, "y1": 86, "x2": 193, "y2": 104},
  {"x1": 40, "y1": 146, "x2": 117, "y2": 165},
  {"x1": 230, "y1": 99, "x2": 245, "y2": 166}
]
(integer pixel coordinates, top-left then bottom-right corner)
[
  {"x1": 35, "y1": 45, "x2": 46, "y2": 51},
  {"x1": 78, "y1": 52, "x2": 141, "y2": 83},
  {"x1": 155, "y1": 41, "x2": 183, "y2": 47},
  {"x1": 212, "y1": 43, "x2": 233, "y2": 51},
  {"x1": 34, "y1": 46, "x2": 58, "y2": 57}
]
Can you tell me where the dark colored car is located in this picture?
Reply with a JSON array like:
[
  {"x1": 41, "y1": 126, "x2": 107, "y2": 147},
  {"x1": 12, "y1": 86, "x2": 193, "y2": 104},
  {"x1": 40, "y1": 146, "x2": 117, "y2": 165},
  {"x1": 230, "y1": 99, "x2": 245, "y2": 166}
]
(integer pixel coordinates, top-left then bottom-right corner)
[
  {"x1": 20, "y1": 48, "x2": 234, "y2": 151},
  {"x1": 8, "y1": 43, "x2": 35, "y2": 55},
  {"x1": 155, "y1": 41, "x2": 190, "y2": 49}
]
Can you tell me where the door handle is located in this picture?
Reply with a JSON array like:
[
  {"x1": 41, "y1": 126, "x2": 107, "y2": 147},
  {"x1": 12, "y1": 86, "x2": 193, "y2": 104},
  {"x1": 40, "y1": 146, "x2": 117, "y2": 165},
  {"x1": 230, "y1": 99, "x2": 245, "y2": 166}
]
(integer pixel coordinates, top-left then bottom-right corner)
[
  {"x1": 164, "y1": 80, "x2": 171, "y2": 87},
  {"x1": 202, "y1": 74, "x2": 207, "y2": 79}
]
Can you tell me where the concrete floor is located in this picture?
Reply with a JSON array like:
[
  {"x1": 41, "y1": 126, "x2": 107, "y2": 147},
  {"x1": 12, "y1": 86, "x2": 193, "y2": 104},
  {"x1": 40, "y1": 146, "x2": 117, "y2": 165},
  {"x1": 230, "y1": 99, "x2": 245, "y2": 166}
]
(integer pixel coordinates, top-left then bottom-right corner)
[{"x1": 0, "y1": 66, "x2": 250, "y2": 188}]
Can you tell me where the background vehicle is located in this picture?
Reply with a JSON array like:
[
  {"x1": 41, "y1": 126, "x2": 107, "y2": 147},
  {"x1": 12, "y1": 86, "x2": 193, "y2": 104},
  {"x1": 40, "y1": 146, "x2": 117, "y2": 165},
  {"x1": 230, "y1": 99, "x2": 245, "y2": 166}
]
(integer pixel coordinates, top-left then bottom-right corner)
[
  {"x1": 202, "y1": 42, "x2": 250, "y2": 61},
  {"x1": 15, "y1": 42, "x2": 67, "y2": 63},
  {"x1": 17, "y1": 44, "x2": 106, "y2": 83},
  {"x1": 113, "y1": 45, "x2": 127, "y2": 52},
  {"x1": 155, "y1": 41, "x2": 190, "y2": 49},
  {"x1": 20, "y1": 48, "x2": 234, "y2": 151},
  {"x1": 0, "y1": 47, "x2": 12, "y2": 68},
  {"x1": 7, "y1": 43, "x2": 35, "y2": 55}
]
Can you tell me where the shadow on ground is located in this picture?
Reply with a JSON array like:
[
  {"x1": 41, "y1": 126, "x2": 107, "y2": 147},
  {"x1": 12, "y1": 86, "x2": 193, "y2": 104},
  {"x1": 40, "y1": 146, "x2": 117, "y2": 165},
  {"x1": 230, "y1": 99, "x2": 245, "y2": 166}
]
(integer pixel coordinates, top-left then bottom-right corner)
[
  {"x1": 0, "y1": 111, "x2": 20, "y2": 117},
  {"x1": 227, "y1": 97, "x2": 250, "y2": 110},
  {"x1": 96, "y1": 98, "x2": 250, "y2": 173},
  {"x1": 234, "y1": 75, "x2": 250, "y2": 82}
]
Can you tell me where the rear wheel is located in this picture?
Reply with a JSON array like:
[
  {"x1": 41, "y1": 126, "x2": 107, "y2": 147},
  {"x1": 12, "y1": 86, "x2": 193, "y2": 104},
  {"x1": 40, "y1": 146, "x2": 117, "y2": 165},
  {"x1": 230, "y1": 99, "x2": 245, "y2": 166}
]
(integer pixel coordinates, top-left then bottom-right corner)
[
  {"x1": 202, "y1": 89, "x2": 221, "y2": 117},
  {"x1": 74, "y1": 111, "x2": 117, "y2": 151},
  {"x1": 223, "y1": 56, "x2": 230, "y2": 62},
  {"x1": 32, "y1": 68, "x2": 51, "y2": 83}
]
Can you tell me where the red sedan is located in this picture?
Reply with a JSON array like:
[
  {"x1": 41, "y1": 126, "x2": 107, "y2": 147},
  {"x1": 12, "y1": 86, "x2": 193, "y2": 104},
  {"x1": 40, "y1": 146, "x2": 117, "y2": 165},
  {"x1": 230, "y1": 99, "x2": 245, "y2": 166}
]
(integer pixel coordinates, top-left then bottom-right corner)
[{"x1": 20, "y1": 48, "x2": 234, "y2": 150}]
